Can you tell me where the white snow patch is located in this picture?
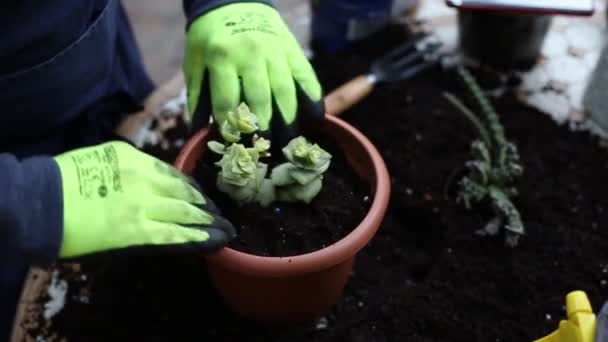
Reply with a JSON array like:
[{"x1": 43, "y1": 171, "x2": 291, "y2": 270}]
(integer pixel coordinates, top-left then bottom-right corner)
[
  {"x1": 526, "y1": 92, "x2": 571, "y2": 124},
  {"x1": 546, "y1": 55, "x2": 589, "y2": 83},
  {"x1": 541, "y1": 31, "x2": 569, "y2": 58},
  {"x1": 565, "y1": 24, "x2": 602, "y2": 51},
  {"x1": 520, "y1": 67, "x2": 550, "y2": 92},
  {"x1": 43, "y1": 270, "x2": 68, "y2": 320},
  {"x1": 568, "y1": 83, "x2": 586, "y2": 110}
]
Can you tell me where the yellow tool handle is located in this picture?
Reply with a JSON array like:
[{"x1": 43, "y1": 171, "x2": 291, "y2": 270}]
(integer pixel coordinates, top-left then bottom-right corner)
[{"x1": 324, "y1": 74, "x2": 375, "y2": 116}]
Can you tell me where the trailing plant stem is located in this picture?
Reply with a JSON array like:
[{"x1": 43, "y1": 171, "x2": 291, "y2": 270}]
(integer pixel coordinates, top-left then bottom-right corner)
[{"x1": 443, "y1": 92, "x2": 492, "y2": 149}]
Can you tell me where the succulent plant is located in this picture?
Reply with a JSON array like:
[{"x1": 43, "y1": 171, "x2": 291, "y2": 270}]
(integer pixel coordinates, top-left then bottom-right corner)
[
  {"x1": 208, "y1": 134, "x2": 275, "y2": 206},
  {"x1": 219, "y1": 102, "x2": 259, "y2": 143},
  {"x1": 208, "y1": 102, "x2": 331, "y2": 207},
  {"x1": 271, "y1": 136, "x2": 332, "y2": 204},
  {"x1": 443, "y1": 66, "x2": 524, "y2": 247}
]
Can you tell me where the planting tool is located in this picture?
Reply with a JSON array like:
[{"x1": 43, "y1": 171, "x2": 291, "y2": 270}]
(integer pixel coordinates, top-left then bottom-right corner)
[
  {"x1": 534, "y1": 291, "x2": 598, "y2": 342},
  {"x1": 445, "y1": 0, "x2": 594, "y2": 16},
  {"x1": 324, "y1": 33, "x2": 442, "y2": 116}
]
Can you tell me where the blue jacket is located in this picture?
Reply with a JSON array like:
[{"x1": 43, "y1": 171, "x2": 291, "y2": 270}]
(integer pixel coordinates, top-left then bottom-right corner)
[{"x1": 0, "y1": 0, "x2": 271, "y2": 265}]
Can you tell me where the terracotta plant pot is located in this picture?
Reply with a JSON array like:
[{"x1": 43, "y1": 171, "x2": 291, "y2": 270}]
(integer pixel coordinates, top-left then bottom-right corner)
[{"x1": 174, "y1": 114, "x2": 390, "y2": 322}]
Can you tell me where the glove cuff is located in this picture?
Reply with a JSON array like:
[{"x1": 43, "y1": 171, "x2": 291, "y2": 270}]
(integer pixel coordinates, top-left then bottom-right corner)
[
  {"x1": 184, "y1": 0, "x2": 275, "y2": 30},
  {"x1": 14, "y1": 157, "x2": 63, "y2": 264}
]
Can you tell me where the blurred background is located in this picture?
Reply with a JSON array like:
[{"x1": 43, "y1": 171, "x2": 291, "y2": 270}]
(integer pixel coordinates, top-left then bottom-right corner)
[
  {"x1": 122, "y1": 0, "x2": 311, "y2": 85},
  {"x1": 120, "y1": 0, "x2": 608, "y2": 141}
]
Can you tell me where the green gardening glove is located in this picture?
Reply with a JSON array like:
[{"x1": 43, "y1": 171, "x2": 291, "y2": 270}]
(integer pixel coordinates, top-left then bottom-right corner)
[
  {"x1": 54, "y1": 141, "x2": 235, "y2": 259},
  {"x1": 184, "y1": 2, "x2": 324, "y2": 143}
]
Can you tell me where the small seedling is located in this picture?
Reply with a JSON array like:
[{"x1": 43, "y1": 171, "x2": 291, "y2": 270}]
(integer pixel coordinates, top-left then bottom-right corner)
[
  {"x1": 208, "y1": 103, "x2": 332, "y2": 207},
  {"x1": 271, "y1": 136, "x2": 332, "y2": 204},
  {"x1": 208, "y1": 103, "x2": 275, "y2": 206},
  {"x1": 443, "y1": 66, "x2": 524, "y2": 247}
]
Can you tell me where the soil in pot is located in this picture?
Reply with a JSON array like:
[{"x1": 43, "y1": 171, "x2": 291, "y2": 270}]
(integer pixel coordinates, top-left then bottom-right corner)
[
  {"x1": 192, "y1": 134, "x2": 370, "y2": 257},
  {"x1": 18, "y1": 25, "x2": 608, "y2": 342}
]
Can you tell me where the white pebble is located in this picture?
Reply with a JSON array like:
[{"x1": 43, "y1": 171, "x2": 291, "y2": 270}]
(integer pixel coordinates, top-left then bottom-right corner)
[
  {"x1": 146, "y1": 131, "x2": 159, "y2": 146},
  {"x1": 546, "y1": 313, "x2": 552, "y2": 320},
  {"x1": 158, "y1": 117, "x2": 177, "y2": 131},
  {"x1": 315, "y1": 317, "x2": 328, "y2": 330},
  {"x1": 161, "y1": 140, "x2": 170, "y2": 151}
]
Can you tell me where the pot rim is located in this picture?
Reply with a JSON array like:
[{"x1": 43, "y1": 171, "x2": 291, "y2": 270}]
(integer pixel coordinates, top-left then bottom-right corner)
[{"x1": 174, "y1": 115, "x2": 390, "y2": 277}]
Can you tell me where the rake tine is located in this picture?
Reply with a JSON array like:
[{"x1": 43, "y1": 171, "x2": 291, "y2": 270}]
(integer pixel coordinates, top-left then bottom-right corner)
[
  {"x1": 375, "y1": 32, "x2": 429, "y2": 65},
  {"x1": 384, "y1": 41, "x2": 442, "y2": 74},
  {"x1": 387, "y1": 48, "x2": 427, "y2": 72},
  {"x1": 389, "y1": 58, "x2": 439, "y2": 82}
]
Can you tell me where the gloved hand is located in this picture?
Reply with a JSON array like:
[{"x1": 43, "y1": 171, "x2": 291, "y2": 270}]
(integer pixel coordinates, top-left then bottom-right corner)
[
  {"x1": 54, "y1": 141, "x2": 235, "y2": 259},
  {"x1": 184, "y1": 2, "x2": 324, "y2": 144}
]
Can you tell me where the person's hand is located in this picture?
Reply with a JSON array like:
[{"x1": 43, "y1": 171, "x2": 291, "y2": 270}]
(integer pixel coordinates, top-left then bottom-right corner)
[
  {"x1": 53, "y1": 141, "x2": 235, "y2": 259},
  {"x1": 184, "y1": 2, "x2": 324, "y2": 143}
]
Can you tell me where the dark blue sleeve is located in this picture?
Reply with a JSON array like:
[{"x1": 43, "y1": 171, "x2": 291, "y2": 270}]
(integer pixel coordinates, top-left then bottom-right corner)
[
  {"x1": 183, "y1": 0, "x2": 274, "y2": 28},
  {"x1": 0, "y1": 154, "x2": 63, "y2": 265}
]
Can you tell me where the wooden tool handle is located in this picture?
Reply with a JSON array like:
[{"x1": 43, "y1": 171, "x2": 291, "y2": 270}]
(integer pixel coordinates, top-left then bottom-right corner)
[{"x1": 324, "y1": 75, "x2": 375, "y2": 116}]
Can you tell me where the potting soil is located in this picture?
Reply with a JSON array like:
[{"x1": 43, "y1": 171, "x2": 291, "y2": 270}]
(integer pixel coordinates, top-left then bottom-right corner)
[
  {"x1": 20, "y1": 25, "x2": 608, "y2": 342},
  {"x1": 192, "y1": 133, "x2": 369, "y2": 257}
]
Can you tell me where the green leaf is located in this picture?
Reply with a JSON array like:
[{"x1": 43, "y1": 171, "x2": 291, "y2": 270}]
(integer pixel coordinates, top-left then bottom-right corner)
[
  {"x1": 489, "y1": 186, "x2": 525, "y2": 236},
  {"x1": 465, "y1": 160, "x2": 490, "y2": 185},
  {"x1": 271, "y1": 163, "x2": 296, "y2": 186},
  {"x1": 253, "y1": 134, "x2": 271, "y2": 156},
  {"x1": 290, "y1": 167, "x2": 325, "y2": 185},
  {"x1": 255, "y1": 163, "x2": 269, "y2": 188},
  {"x1": 458, "y1": 177, "x2": 487, "y2": 208},
  {"x1": 216, "y1": 144, "x2": 257, "y2": 187},
  {"x1": 207, "y1": 141, "x2": 226, "y2": 154},
  {"x1": 220, "y1": 120, "x2": 241, "y2": 143},
  {"x1": 217, "y1": 176, "x2": 257, "y2": 204},
  {"x1": 233, "y1": 103, "x2": 259, "y2": 134},
  {"x1": 470, "y1": 140, "x2": 491, "y2": 164},
  {"x1": 256, "y1": 178, "x2": 276, "y2": 207},
  {"x1": 282, "y1": 136, "x2": 332, "y2": 171},
  {"x1": 277, "y1": 177, "x2": 323, "y2": 204},
  {"x1": 443, "y1": 92, "x2": 492, "y2": 149}
]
